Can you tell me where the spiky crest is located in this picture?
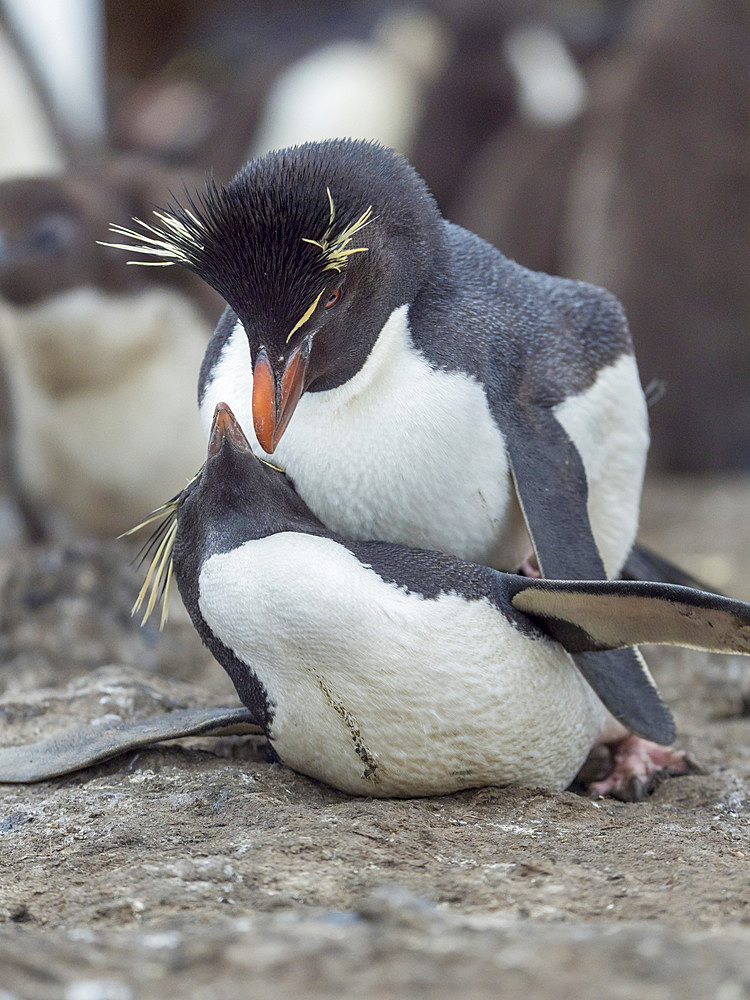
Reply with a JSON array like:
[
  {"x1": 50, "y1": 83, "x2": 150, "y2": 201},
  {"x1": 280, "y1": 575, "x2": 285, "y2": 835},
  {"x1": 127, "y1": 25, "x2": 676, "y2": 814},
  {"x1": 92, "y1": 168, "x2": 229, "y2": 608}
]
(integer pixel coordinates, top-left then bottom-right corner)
[{"x1": 123, "y1": 455, "x2": 285, "y2": 628}]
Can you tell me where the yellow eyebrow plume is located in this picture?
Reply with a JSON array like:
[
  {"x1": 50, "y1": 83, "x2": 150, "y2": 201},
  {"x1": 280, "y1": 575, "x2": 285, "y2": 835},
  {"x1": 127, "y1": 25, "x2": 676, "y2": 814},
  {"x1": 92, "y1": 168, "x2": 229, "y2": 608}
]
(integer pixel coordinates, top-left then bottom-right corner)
[
  {"x1": 120, "y1": 467, "x2": 202, "y2": 629},
  {"x1": 286, "y1": 289, "x2": 325, "y2": 343},
  {"x1": 99, "y1": 209, "x2": 204, "y2": 267}
]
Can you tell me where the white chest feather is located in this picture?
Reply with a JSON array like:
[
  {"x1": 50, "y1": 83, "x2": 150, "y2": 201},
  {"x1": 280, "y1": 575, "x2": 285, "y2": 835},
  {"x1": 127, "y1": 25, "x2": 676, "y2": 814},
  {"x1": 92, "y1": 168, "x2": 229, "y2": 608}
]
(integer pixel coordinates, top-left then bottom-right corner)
[
  {"x1": 554, "y1": 354, "x2": 649, "y2": 576},
  {"x1": 200, "y1": 306, "x2": 525, "y2": 566},
  {"x1": 200, "y1": 306, "x2": 648, "y2": 574},
  {"x1": 198, "y1": 533, "x2": 609, "y2": 796},
  {"x1": 0, "y1": 287, "x2": 208, "y2": 534}
]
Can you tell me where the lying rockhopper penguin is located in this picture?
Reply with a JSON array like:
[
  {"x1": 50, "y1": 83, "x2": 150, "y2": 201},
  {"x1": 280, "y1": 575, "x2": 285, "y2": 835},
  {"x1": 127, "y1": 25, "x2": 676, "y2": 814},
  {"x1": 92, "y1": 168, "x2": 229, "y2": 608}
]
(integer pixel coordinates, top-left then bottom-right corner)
[
  {"x1": 3, "y1": 402, "x2": 749, "y2": 799},
  {"x1": 106, "y1": 138, "x2": 703, "y2": 781}
]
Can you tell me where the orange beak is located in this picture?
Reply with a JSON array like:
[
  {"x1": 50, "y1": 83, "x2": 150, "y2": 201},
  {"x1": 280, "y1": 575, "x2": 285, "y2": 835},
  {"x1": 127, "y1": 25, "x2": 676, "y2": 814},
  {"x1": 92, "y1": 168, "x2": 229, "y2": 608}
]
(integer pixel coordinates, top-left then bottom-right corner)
[{"x1": 252, "y1": 336, "x2": 311, "y2": 454}]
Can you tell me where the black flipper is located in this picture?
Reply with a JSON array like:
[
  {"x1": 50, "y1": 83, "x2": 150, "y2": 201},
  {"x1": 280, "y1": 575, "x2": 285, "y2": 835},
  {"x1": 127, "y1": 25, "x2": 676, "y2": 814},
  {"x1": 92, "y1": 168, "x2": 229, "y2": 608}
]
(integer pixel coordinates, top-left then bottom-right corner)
[
  {"x1": 621, "y1": 543, "x2": 718, "y2": 593},
  {"x1": 567, "y1": 648, "x2": 671, "y2": 742},
  {"x1": 0, "y1": 706, "x2": 260, "y2": 783},
  {"x1": 509, "y1": 577, "x2": 750, "y2": 657},
  {"x1": 501, "y1": 406, "x2": 675, "y2": 744}
]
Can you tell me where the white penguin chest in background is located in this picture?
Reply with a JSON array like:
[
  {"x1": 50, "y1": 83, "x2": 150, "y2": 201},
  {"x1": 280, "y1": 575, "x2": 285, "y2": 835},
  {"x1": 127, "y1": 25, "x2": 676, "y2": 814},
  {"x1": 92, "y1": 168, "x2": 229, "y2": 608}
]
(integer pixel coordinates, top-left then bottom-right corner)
[
  {"x1": 197, "y1": 533, "x2": 610, "y2": 796},
  {"x1": 200, "y1": 305, "x2": 524, "y2": 567}
]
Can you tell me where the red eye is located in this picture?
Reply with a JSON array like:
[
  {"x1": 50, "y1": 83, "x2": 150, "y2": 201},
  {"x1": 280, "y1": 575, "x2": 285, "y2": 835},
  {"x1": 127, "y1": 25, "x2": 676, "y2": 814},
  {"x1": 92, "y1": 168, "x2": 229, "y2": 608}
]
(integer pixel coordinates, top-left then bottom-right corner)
[{"x1": 325, "y1": 287, "x2": 342, "y2": 308}]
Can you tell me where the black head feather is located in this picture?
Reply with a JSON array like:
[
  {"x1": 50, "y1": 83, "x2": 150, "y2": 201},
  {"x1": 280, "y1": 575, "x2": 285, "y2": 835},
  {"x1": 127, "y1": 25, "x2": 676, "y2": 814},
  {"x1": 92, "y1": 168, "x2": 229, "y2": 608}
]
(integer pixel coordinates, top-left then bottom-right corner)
[{"x1": 106, "y1": 139, "x2": 442, "y2": 349}]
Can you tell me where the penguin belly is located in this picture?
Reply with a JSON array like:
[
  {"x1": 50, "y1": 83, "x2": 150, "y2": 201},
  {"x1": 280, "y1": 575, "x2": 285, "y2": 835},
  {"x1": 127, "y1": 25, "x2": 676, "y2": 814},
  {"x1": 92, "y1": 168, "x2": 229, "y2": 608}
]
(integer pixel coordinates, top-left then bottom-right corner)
[
  {"x1": 554, "y1": 352, "x2": 650, "y2": 578},
  {"x1": 1, "y1": 287, "x2": 208, "y2": 534},
  {"x1": 196, "y1": 533, "x2": 610, "y2": 796}
]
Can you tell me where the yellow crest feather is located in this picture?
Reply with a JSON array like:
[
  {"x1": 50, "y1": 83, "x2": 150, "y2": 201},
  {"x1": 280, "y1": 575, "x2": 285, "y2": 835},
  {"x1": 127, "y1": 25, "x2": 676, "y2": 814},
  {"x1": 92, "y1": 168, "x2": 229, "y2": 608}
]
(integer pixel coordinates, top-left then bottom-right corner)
[
  {"x1": 98, "y1": 209, "x2": 204, "y2": 267},
  {"x1": 301, "y1": 188, "x2": 374, "y2": 274},
  {"x1": 120, "y1": 467, "x2": 202, "y2": 629}
]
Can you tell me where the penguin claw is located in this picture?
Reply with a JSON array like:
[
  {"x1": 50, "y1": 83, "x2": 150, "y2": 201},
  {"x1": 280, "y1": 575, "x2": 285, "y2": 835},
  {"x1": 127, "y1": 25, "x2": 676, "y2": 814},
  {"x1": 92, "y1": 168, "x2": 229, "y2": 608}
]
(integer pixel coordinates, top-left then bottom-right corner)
[
  {"x1": 623, "y1": 773, "x2": 649, "y2": 803},
  {"x1": 583, "y1": 735, "x2": 697, "y2": 802}
]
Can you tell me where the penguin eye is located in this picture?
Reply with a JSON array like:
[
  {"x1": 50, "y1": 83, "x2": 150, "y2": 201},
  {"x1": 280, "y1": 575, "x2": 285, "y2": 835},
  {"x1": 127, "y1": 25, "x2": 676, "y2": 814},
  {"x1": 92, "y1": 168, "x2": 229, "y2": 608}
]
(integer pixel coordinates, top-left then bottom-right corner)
[
  {"x1": 27, "y1": 213, "x2": 77, "y2": 256},
  {"x1": 325, "y1": 287, "x2": 342, "y2": 309}
]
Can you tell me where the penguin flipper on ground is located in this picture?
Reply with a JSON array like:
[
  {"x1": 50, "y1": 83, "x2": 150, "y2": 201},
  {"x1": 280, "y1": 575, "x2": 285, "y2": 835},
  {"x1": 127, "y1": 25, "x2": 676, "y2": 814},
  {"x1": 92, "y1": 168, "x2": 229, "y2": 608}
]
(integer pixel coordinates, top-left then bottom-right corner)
[
  {"x1": 501, "y1": 404, "x2": 676, "y2": 745},
  {"x1": 0, "y1": 706, "x2": 260, "y2": 784},
  {"x1": 508, "y1": 577, "x2": 750, "y2": 658}
]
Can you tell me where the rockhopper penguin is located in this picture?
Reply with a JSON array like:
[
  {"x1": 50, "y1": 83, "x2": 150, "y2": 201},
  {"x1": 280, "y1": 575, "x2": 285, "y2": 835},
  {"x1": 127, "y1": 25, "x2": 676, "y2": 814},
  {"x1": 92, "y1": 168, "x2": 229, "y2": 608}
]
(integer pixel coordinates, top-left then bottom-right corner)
[
  {"x1": 108, "y1": 139, "x2": 667, "y2": 764},
  {"x1": 150, "y1": 403, "x2": 750, "y2": 796},
  {"x1": 4, "y1": 402, "x2": 750, "y2": 795}
]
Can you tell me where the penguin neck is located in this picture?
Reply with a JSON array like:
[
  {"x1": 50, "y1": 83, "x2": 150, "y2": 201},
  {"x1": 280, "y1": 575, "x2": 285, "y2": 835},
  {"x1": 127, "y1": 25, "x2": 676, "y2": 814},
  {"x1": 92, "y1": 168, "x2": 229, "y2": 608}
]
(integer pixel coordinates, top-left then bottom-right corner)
[
  {"x1": 302, "y1": 302, "x2": 412, "y2": 412},
  {"x1": 305, "y1": 216, "x2": 447, "y2": 394},
  {"x1": 203, "y1": 452, "x2": 328, "y2": 548}
]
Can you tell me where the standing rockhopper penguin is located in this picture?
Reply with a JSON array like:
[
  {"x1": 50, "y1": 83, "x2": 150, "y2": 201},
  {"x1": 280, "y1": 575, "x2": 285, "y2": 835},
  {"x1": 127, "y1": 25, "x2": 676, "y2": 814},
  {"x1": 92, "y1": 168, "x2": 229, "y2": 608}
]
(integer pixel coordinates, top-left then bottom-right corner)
[{"x1": 109, "y1": 139, "x2": 673, "y2": 787}]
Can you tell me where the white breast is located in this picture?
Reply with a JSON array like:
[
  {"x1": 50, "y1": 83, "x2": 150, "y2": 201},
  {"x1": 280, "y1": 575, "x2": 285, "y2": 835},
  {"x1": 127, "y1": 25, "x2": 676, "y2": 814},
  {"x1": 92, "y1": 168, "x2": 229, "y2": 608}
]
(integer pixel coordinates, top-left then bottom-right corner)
[
  {"x1": 198, "y1": 533, "x2": 610, "y2": 796},
  {"x1": 200, "y1": 305, "x2": 528, "y2": 568},
  {"x1": 199, "y1": 306, "x2": 648, "y2": 574},
  {"x1": 1, "y1": 287, "x2": 208, "y2": 535}
]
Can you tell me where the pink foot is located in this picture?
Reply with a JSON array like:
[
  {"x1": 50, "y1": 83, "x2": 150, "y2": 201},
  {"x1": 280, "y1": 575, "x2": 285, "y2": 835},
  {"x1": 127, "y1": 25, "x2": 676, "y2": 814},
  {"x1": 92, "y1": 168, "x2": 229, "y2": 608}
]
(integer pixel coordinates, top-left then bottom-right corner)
[
  {"x1": 585, "y1": 735, "x2": 699, "y2": 802},
  {"x1": 518, "y1": 552, "x2": 541, "y2": 578}
]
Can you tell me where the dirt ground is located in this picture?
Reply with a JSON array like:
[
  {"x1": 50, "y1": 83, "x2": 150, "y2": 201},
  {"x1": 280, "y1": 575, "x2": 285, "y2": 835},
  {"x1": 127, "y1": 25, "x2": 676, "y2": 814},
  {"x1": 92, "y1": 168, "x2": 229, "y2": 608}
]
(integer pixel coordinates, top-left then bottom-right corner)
[{"x1": 0, "y1": 474, "x2": 749, "y2": 1000}]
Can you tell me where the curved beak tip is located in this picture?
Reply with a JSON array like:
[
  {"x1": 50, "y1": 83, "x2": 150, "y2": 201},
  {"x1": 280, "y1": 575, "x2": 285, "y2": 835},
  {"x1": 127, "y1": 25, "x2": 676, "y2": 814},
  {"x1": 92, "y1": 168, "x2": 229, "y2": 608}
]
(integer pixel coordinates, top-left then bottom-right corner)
[
  {"x1": 209, "y1": 401, "x2": 252, "y2": 457},
  {"x1": 251, "y1": 339, "x2": 311, "y2": 454}
]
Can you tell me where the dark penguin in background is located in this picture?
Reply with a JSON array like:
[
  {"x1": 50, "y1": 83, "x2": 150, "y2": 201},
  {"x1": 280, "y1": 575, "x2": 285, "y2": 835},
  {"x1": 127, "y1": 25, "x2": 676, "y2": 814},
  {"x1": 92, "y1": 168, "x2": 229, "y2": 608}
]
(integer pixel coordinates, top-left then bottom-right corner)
[
  {"x1": 110, "y1": 139, "x2": 667, "y2": 773},
  {"x1": 0, "y1": 160, "x2": 227, "y2": 536}
]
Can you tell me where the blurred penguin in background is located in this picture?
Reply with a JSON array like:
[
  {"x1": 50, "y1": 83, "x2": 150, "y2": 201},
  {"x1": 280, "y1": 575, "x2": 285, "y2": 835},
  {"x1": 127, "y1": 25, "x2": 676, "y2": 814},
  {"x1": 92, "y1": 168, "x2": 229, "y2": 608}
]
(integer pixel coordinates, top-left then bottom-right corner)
[
  {"x1": 561, "y1": 0, "x2": 750, "y2": 472},
  {"x1": 0, "y1": 0, "x2": 226, "y2": 541},
  {"x1": 0, "y1": 22, "x2": 64, "y2": 182},
  {"x1": 0, "y1": 159, "x2": 223, "y2": 539},
  {"x1": 411, "y1": 0, "x2": 750, "y2": 473},
  {"x1": 248, "y1": 5, "x2": 448, "y2": 158},
  {"x1": 109, "y1": 1, "x2": 448, "y2": 178}
]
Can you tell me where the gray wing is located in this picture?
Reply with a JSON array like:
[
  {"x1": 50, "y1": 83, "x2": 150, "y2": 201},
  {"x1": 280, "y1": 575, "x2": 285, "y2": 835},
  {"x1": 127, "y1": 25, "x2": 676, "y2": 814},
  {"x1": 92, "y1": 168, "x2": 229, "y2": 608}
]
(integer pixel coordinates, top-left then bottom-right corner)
[
  {"x1": 418, "y1": 243, "x2": 673, "y2": 740},
  {"x1": 0, "y1": 706, "x2": 260, "y2": 783},
  {"x1": 508, "y1": 577, "x2": 750, "y2": 657},
  {"x1": 500, "y1": 405, "x2": 675, "y2": 744}
]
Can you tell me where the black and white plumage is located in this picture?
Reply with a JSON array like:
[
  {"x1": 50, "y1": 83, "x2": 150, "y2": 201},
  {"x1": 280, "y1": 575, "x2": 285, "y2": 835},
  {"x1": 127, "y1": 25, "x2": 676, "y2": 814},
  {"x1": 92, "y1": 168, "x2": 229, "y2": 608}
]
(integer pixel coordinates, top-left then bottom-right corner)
[
  {"x1": 0, "y1": 163, "x2": 225, "y2": 535},
  {"x1": 137, "y1": 405, "x2": 750, "y2": 796},
  {"x1": 110, "y1": 139, "x2": 662, "y2": 741},
  {"x1": 4, "y1": 403, "x2": 750, "y2": 794}
]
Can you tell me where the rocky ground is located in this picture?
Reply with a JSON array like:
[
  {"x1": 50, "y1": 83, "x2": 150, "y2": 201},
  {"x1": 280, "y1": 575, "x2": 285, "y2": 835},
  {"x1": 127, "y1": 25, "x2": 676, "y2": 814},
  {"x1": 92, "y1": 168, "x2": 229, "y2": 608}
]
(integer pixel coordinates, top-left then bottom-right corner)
[{"x1": 0, "y1": 474, "x2": 749, "y2": 1000}]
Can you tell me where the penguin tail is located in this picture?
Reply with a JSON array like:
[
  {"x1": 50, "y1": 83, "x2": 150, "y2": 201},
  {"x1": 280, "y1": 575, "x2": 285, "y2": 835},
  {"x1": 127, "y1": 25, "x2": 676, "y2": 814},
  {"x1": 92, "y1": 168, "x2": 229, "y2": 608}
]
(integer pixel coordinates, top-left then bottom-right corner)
[{"x1": 621, "y1": 543, "x2": 720, "y2": 594}]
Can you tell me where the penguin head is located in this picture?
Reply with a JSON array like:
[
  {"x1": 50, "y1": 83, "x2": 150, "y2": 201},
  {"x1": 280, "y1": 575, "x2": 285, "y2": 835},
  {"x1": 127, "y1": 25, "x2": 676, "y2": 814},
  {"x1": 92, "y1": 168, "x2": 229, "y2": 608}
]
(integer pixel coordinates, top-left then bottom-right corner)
[
  {"x1": 109, "y1": 139, "x2": 443, "y2": 453},
  {"x1": 0, "y1": 176, "x2": 98, "y2": 304},
  {"x1": 132, "y1": 399, "x2": 324, "y2": 629},
  {"x1": 0, "y1": 162, "x2": 224, "y2": 316},
  {"x1": 176, "y1": 401, "x2": 323, "y2": 559}
]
